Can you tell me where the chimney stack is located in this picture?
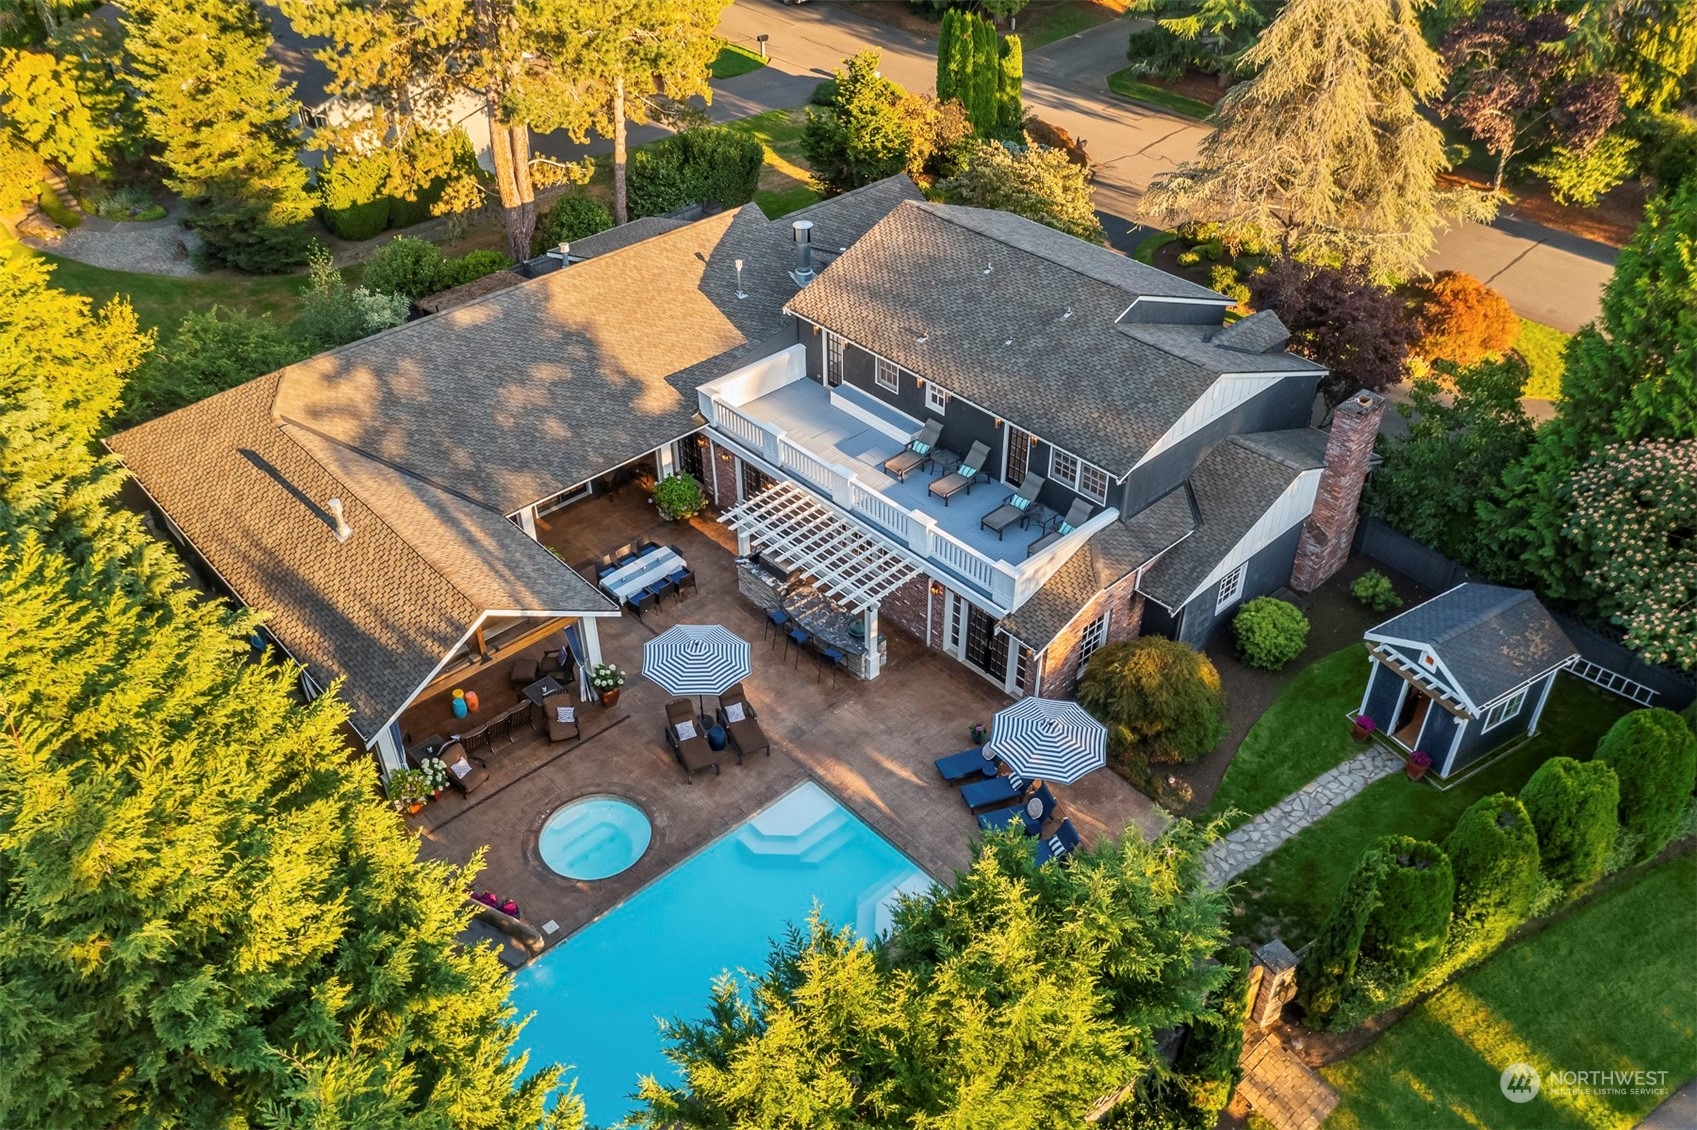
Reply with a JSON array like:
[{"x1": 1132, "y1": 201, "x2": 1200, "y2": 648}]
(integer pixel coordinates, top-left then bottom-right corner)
[
  {"x1": 1289, "y1": 390, "x2": 1384, "y2": 592},
  {"x1": 790, "y1": 219, "x2": 815, "y2": 285},
  {"x1": 326, "y1": 498, "x2": 353, "y2": 543}
]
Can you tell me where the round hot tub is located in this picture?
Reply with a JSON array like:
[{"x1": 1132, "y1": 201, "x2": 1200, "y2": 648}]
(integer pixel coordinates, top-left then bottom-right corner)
[{"x1": 539, "y1": 796, "x2": 653, "y2": 880}]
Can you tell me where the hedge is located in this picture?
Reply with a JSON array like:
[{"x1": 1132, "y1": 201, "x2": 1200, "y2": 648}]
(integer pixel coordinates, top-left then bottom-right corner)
[
  {"x1": 1519, "y1": 756, "x2": 1620, "y2": 893},
  {"x1": 628, "y1": 127, "x2": 764, "y2": 219},
  {"x1": 1435, "y1": 794, "x2": 1540, "y2": 978},
  {"x1": 1596, "y1": 708, "x2": 1697, "y2": 862}
]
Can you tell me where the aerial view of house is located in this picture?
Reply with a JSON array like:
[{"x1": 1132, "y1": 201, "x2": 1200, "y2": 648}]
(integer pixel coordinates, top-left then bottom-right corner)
[{"x1": 2, "y1": 1, "x2": 1692, "y2": 1128}]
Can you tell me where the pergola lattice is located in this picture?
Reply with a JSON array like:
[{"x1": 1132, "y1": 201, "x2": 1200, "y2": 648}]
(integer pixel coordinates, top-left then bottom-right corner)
[{"x1": 719, "y1": 481, "x2": 922, "y2": 613}]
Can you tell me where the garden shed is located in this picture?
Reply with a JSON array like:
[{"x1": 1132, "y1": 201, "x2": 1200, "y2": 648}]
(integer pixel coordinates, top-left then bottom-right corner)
[{"x1": 1358, "y1": 584, "x2": 1578, "y2": 779}]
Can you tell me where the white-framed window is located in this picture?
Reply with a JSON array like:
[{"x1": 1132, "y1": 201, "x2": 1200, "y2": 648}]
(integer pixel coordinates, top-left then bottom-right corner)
[
  {"x1": 875, "y1": 355, "x2": 900, "y2": 392},
  {"x1": 1078, "y1": 613, "x2": 1109, "y2": 666},
  {"x1": 1049, "y1": 446, "x2": 1109, "y2": 504},
  {"x1": 826, "y1": 332, "x2": 844, "y2": 385},
  {"x1": 1482, "y1": 688, "x2": 1529, "y2": 731},
  {"x1": 1215, "y1": 564, "x2": 1247, "y2": 613},
  {"x1": 925, "y1": 381, "x2": 948, "y2": 414}
]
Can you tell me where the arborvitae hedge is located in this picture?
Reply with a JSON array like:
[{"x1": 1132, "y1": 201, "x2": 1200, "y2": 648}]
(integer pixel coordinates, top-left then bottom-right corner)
[
  {"x1": 628, "y1": 126, "x2": 763, "y2": 219},
  {"x1": 1596, "y1": 708, "x2": 1697, "y2": 861},
  {"x1": 1297, "y1": 848, "x2": 1384, "y2": 1024},
  {"x1": 1436, "y1": 793, "x2": 1540, "y2": 978},
  {"x1": 1520, "y1": 756, "x2": 1620, "y2": 893}
]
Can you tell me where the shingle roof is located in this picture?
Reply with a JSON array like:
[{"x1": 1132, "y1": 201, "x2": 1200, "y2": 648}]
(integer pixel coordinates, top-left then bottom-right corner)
[
  {"x1": 1368, "y1": 584, "x2": 1578, "y2": 707},
  {"x1": 414, "y1": 269, "x2": 525, "y2": 315},
  {"x1": 779, "y1": 175, "x2": 926, "y2": 260},
  {"x1": 108, "y1": 376, "x2": 613, "y2": 740},
  {"x1": 273, "y1": 205, "x2": 797, "y2": 515},
  {"x1": 1002, "y1": 489, "x2": 1194, "y2": 649},
  {"x1": 786, "y1": 201, "x2": 1310, "y2": 473},
  {"x1": 1211, "y1": 309, "x2": 1294, "y2": 354},
  {"x1": 1137, "y1": 433, "x2": 1323, "y2": 609},
  {"x1": 565, "y1": 215, "x2": 691, "y2": 258}
]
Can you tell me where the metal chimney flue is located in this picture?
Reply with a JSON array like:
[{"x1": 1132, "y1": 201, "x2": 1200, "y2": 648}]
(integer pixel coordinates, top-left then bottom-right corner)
[
  {"x1": 734, "y1": 257, "x2": 747, "y2": 299},
  {"x1": 326, "y1": 498, "x2": 353, "y2": 543},
  {"x1": 790, "y1": 219, "x2": 815, "y2": 285}
]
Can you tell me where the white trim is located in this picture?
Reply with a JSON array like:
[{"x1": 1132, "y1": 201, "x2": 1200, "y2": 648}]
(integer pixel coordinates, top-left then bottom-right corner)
[
  {"x1": 1132, "y1": 374, "x2": 1295, "y2": 470},
  {"x1": 1359, "y1": 655, "x2": 1382, "y2": 719},
  {"x1": 1439, "y1": 710, "x2": 1466, "y2": 777},
  {"x1": 1115, "y1": 294, "x2": 1234, "y2": 322},
  {"x1": 874, "y1": 354, "x2": 901, "y2": 392},
  {"x1": 1482, "y1": 687, "x2": 1528, "y2": 732},
  {"x1": 1049, "y1": 445, "x2": 1110, "y2": 505},
  {"x1": 1181, "y1": 468, "x2": 1323, "y2": 607},
  {"x1": 1527, "y1": 670, "x2": 1557, "y2": 734},
  {"x1": 925, "y1": 381, "x2": 949, "y2": 414},
  {"x1": 1215, "y1": 563, "x2": 1247, "y2": 613},
  {"x1": 1078, "y1": 609, "x2": 1109, "y2": 666}
]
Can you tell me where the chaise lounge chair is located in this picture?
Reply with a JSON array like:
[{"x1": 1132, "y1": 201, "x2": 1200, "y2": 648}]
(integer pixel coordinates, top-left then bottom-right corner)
[
  {"x1": 980, "y1": 474, "x2": 1046, "y2": 540},
  {"x1": 960, "y1": 770, "x2": 1029, "y2": 810},
  {"x1": 934, "y1": 746, "x2": 999, "y2": 782},
  {"x1": 716, "y1": 682, "x2": 771, "y2": 763},
  {"x1": 665, "y1": 698, "x2": 720, "y2": 781},
  {"x1": 881, "y1": 419, "x2": 943, "y2": 481},
  {"x1": 928, "y1": 441, "x2": 992, "y2": 506},
  {"x1": 435, "y1": 740, "x2": 487, "y2": 795},
  {"x1": 977, "y1": 783, "x2": 1057, "y2": 836},
  {"x1": 1027, "y1": 498, "x2": 1095, "y2": 556},
  {"x1": 1035, "y1": 818, "x2": 1082, "y2": 866}
]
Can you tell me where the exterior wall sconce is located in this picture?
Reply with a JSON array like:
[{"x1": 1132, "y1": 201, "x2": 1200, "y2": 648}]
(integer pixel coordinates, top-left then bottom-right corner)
[
  {"x1": 1029, "y1": 434, "x2": 1039, "y2": 446},
  {"x1": 993, "y1": 417, "x2": 1002, "y2": 428},
  {"x1": 718, "y1": 451, "x2": 733, "y2": 463},
  {"x1": 929, "y1": 580, "x2": 944, "y2": 597},
  {"x1": 695, "y1": 434, "x2": 708, "y2": 447},
  {"x1": 914, "y1": 377, "x2": 925, "y2": 388}
]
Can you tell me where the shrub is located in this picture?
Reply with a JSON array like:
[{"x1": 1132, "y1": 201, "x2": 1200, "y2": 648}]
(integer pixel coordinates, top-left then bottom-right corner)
[
  {"x1": 1434, "y1": 794, "x2": 1540, "y2": 979},
  {"x1": 362, "y1": 235, "x2": 447, "y2": 301},
  {"x1": 0, "y1": 133, "x2": 43, "y2": 215},
  {"x1": 1408, "y1": 270, "x2": 1520, "y2": 367},
  {"x1": 434, "y1": 249, "x2": 511, "y2": 291},
  {"x1": 295, "y1": 249, "x2": 411, "y2": 351},
  {"x1": 317, "y1": 151, "x2": 393, "y2": 241},
  {"x1": 1530, "y1": 133, "x2": 1639, "y2": 207},
  {"x1": 187, "y1": 196, "x2": 314, "y2": 274},
  {"x1": 1207, "y1": 263, "x2": 1250, "y2": 304},
  {"x1": 1173, "y1": 946, "x2": 1254, "y2": 1124},
  {"x1": 1595, "y1": 708, "x2": 1697, "y2": 862},
  {"x1": 535, "y1": 193, "x2": 613, "y2": 253},
  {"x1": 1077, "y1": 638, "x2": 1227, "y2": 767},
  {"x1": 652, "y1": 473, "x2": 705, "y2": 521},
  {"x1": 628, "y1": 127, "x2": 764, "y2": 219},
  {"x1": 118, "y1": 307, "x2": 304, "y2": 428},
  {"x1": 1175, "y1": 248, "x2": 1203, "y2": 267},
  {"x1": 1350, "y1": 569, "x2": 1403, "y2": 612},
  {"x1": 1519, "y1": 756, "x2": 1620, "y2": 894},
  {"x1": 1297, "y1": 848, "x2": 1382, "y2": 1024},
  {"x1": 1232, "y1": 597, "x2": 1309, "y2": 670},
  {"x1": 811, "y1": 78, "x2": 838, "y2": 106}
]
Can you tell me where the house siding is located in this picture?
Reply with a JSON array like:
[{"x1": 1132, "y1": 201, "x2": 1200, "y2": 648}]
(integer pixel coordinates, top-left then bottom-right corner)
[
  {"x1": 1036, "y1": 574, "x2": 1145, "y2": 699},
  {"x1": 1414, "y1": 702, "x2": 1461, "y2": 762},
  {"x1": 1361, "y1": 660, "x2": 1405, "y2": 733},
  {"x1": 880, "y1": 572, "x2": 934, "y2": 647},
  {"x1": 1171, "y1": 520, "x2": 1304, "y2": 649},
  {"x1": 707, "y1": 437, "x2": 740, "y2": 508}
]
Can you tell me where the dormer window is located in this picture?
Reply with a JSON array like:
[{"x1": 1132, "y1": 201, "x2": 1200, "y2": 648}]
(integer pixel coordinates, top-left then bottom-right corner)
[{"x1": 1050, "y1": 446, "x2": 1109, "y2": 504}]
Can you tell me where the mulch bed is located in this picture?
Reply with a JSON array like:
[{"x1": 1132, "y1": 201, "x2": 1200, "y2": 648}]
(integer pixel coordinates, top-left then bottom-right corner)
[{"x1": 1443, "y1": 170, "x2": 1645, "y2": 248}]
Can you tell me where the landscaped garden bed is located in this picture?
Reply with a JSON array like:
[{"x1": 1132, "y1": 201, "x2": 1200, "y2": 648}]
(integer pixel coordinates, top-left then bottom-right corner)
[{"x1": 1105, "y1": 67, "x2": 1220, "y2": 120}]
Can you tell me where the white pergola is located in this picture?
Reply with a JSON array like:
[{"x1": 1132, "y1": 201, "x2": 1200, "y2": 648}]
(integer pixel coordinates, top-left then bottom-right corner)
[{"x1": 720, "y1": 481, "x2": 924, "y2": 678}]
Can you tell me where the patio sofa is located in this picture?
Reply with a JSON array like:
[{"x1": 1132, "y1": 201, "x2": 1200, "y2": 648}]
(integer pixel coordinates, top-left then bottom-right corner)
[
  {"x1": 540, "y1": 694, "x2": 581, "y2": 743},
  {"x1": 665, "y1": 699, "x2": 720, "y2": 781},
  {"x1": 716, "y1": 682, "x2": 770, "y2": 763}
]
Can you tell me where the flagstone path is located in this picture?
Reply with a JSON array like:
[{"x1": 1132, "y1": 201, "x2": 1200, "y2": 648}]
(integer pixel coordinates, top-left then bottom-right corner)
[{"x1": 1203, "y1": 746, "x2": 1404, "y2": 888}]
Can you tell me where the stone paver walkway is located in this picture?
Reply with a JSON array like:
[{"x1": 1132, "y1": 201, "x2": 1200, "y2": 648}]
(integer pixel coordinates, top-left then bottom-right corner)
[
  {"x1": 1204, "y1": 746, "x2": 1403, "y2": 887},
  {"x1": 27, "y1": 206, "x2": 201, "y2": 276},
  {"x1": 1238, "y1": 1030, "x2": 1339, "y2": 1130}
]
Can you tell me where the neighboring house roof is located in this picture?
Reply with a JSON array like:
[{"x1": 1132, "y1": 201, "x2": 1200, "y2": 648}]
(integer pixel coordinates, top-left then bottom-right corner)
[
  {"x1": 1367, "y1": 584, "x2": 1578, "y2": 708},
  {"x1": 261, "y1": 1, "x2": 338, "y2": 111},
  {"x1": 107, "y1": 375, "x2": 613, "y2": 741},
  {"x1": 1136, "y1": 430, "x2": 1329, "y2": 609},
  {"x1": 786, "y1": 202, "x2": 1316, "y2": 474},
  {"x1": 272, "y1": 204, "x2": 797, "y2": 515},
  {"x1": 414, "y1": 269, "x2": 525, "y2": 316},
  {"x1": 1003, "y1": 488, "x2": 1194, "y2": 649}
]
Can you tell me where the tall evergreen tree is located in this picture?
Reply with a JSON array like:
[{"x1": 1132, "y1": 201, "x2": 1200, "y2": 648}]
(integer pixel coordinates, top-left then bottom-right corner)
[
  {"x1": 0, "y1": 38, "x2": 136, "y2": 176},
  {"x1": 122, "y1": 0, "x2": 314, "y2": 272},
  {"x1": 1142, "y1": 0, "x2": 1493, "y2": 280},
  {"x1": 996, "y1": 33, "x2": 1023, "y2": 133},
  {"x1": 1587, "y1": 0, "x2": 1697, "y2": 114},
  {"x1": 1485, "y1": 179, "x2": 1697, "y2": 596},
  {"x1": 1126, "y1": 0, "x2": 1270, "y2": 82},
  {"x1": 0, "y1": 256, "x2": 575, "y2": 1127}
]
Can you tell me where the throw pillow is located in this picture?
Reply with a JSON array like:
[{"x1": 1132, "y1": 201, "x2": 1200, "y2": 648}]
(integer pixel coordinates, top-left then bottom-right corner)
[
  {"x1": 914, "y1": 441, "x2": 931, "y2": 455},
  {"x1": 723, "y1": 702, "x2": 746, "y2": 723},
  {"x1": 674, "y1": 720, "x2": 696, "y2": 741},
  {"x1": 1012, "y1": 494, "x2": 1031, "y2": 511},
  {"x1": 451, "y1": 759, "x2": 472, "y2": 779},
  {"x1": 1026, "y1": 796, "x2": 1044, "y2": 820},
  {"x1": 556, "y1": 706, "x2": 575, "y2": 724}
]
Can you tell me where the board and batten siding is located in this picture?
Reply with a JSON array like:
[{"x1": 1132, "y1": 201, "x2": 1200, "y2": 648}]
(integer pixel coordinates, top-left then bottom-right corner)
[
  {"x1": 1170, "y1": 520, "x2": 1305, "y2": 647},
  {"x1": 1182, "y1": 469, "x2": 1322, "y2": 608}
]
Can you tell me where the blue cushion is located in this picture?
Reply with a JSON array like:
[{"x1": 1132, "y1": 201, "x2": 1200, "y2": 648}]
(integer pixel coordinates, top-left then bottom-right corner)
[
  {"x1": 913, "y1": 441, "x2": 931, "y2": 455},
  {"x1": 668, "y1": 570, "x2": 689, "y2": 585},
  {"x1": 1059, "y1": 522, "x2": 1074, "y2": 535},
  {"x1": 1011, "y1": 495, "x2": 1032, "y2": 511}
]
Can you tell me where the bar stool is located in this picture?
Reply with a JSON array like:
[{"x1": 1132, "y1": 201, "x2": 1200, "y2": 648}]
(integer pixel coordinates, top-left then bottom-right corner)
[
  {"x1": 786, "y1": 627, "x2": 810, "y2": 665},
  {"x1": 818, "y1": 645, "x2": 845, "y2": 687},
  {"x1": 765, "y1": 607, "x2": 790, "y2": 646}
]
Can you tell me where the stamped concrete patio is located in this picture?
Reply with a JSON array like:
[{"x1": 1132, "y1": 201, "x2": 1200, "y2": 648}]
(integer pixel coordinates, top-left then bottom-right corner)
[{"x1": 411, "y1": 484, "x2": 1165, "y2": 944}]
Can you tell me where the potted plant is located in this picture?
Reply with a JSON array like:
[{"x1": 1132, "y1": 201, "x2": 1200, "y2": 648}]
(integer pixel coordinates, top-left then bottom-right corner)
[
  {"x1": 969, "y1": 722, "x2": 987, "y2": 745},
  {"x1": 652, "y1": 473, "x2": 705, "y2": 521},
  {"x1": 420, "y1": 756, "x2": 450, "y2": 796},
  {"x1": 1406, "y1": 750, "x2": 1433, "y2": 781},
  {"x1": 1351, "y1": 714, "x2": 1378, "y2": 741},
  {"x1": 388, "y1": 767, "x2": 431, "y2": 813},
  {"x1": 590, "y1": 662, "x2": 627, "y2": 707}
]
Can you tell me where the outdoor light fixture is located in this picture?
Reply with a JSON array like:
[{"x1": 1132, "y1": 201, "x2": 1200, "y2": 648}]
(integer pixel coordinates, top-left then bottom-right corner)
[
  {"x1": 695, "y1": 435, "x2": 707, "y2": 447},
  {"x1": 929, "y1": 580, "x2": 944, "y2": 597},
  {"x1": 719, "y1": 452, "x2": 732, "y2": 463},
  {"x1": 994, "y1": 417, "x2": 1002, "y2": 428}
]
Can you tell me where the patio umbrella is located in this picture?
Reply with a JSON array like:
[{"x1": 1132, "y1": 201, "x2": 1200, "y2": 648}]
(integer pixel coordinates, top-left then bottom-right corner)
[
  {"x1": 641, "y1": 624, "x2": 753, "y2": 711},
  {"x1": 984, "y1": 697, "x2": 1107, "y2": 785}
]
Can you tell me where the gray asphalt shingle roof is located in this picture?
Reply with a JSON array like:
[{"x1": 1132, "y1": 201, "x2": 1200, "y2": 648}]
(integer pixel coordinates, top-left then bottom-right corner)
[
  {"x1": 1368, "y1": 584, "x2": 1578, "y2": 707},
  {"x1": 785, "y1": 201, "x2": 1313, "y2": 473}
]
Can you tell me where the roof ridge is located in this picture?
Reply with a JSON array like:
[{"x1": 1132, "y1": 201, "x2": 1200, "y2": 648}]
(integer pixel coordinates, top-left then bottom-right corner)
[{"x1": 1431, "y1": 584, "x2": 1531, "y2": 646}]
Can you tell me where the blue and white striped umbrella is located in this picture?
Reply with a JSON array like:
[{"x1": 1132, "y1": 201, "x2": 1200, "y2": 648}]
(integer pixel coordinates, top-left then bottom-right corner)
[
  {"x1": 641, "y1": 625, "x2": 752, "y2": 700},
  {"x1": 984, "y1": 697, "x2": 1107, "y2": 785}
]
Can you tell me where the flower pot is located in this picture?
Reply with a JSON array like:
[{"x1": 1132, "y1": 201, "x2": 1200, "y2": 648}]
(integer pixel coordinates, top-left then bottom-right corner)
[
  {"x1": 600, "y1": 687, "x2": 621, "y2": 708},
  {"x1": 1351, "y1": 721, "x2": 1371, "y2": 741},
  {"x1": 1406, "y1": 762, "x2": 1429, "y2": 781},
  {"x1": 407, "y1": 801, "x2": 425, "y2": 814}
]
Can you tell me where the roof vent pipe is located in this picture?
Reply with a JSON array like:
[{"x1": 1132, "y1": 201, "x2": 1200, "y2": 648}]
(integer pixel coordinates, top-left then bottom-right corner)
[
  {"x1": 545, "y1": 242, "x2": 571, "y2": 265},
  {"x1": 326, "y1": 498, "x2": 353, "y2": 543},
  {"x1": 790, "y1": 219, "x2": 815, "y2": 284},
  {"x1": 734, "y1": 257, "x2": 747, "y2": 299}
]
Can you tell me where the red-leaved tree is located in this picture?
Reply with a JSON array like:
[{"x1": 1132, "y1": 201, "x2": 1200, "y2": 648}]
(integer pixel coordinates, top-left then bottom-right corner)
[
  {"x1": 1408, "y1": 270, "x2": 1521, "y2": 367},
  {"x1": 1248, "y1": 258, "x2": 1418, "y2": 410}
]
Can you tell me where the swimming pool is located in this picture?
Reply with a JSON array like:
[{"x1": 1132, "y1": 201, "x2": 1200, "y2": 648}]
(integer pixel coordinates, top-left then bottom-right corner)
[
  {"x1": 509, "y1": 781, "x2": 932, "y2": 1126},
  {"x1": 538, "y1": 795, "x2": 652, "y2": 881}
]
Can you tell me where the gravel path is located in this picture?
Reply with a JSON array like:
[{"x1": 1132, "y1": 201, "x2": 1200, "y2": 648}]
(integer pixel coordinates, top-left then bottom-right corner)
[
  {"x1": 1203, "y1": 747, "x2": 1405, "y2": 888},
  {"x1": 26, "y1": 209, "x2": 202, "y2": 277}
]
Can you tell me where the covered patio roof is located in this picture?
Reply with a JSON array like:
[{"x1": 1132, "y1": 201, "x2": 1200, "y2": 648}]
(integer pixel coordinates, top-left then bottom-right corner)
[{"x1": 720, "y1": 482, "x2": 923, "y2": 613}]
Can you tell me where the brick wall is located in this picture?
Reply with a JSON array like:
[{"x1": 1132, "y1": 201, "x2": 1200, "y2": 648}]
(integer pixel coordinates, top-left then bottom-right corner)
[
  {"x1": 1290, "y1": 390, "x2": 1385, "y2": 593},
  {"x1": 706, "y1": 439, "x2": 740, "y2": 510},
  {"x1": 880, "y1": 572, "x2": 934, "y2": 646},
  {"x1": 1037, "y1": 573, "x2": 1144, "y2": 698}
]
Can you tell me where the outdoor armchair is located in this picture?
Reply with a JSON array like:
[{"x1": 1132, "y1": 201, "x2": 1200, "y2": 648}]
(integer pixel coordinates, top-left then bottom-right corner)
[
  {"x1": 435, "y1": 740, "x2": 488, "y2": 795},
  {"x1": 928, "y1": 440, "x2": 992, "y2": 505},
  {"x1": 979, "y1": 474, "x2": 1046, "y2": 540},
  {"x1": 665, "y1": 698, "x2": 720, "y2": 781},
  {"x1": 542, "y1": 694, "x2": 581, "y2": 743},
  {"x1": 1026, "y1": 498, "x2": 1094, "y2": 556},
  {"x1": 881, "y1": 419, "x2": 943, "y2": 481}
]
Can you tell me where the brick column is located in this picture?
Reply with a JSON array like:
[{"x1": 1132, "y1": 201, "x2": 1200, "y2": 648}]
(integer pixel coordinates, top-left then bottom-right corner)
[{"x1": 1290, "y1": 390, "x2": 1385, "y2": 593}]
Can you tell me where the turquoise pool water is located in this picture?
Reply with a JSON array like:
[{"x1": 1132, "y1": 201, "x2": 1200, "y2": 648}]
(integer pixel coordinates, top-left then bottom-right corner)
[
  {"x1": 538, "y1": 795, "x2": 652, "y2": 880},
  {"x1": 510, "y1": 781, "x2": 931, "y2": 1126}
]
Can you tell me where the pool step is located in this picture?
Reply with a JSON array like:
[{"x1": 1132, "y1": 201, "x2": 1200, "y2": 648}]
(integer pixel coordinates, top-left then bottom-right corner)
[
  {"x1": 736, "y1": 805, "x2": 852, "y2": 859},
  {"x1": 854, "y1": 867, "x2": 936, "y2": 939}
]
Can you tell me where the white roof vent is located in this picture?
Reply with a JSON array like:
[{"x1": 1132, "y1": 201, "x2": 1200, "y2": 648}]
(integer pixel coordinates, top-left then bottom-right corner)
[{"x1": 326, "y1": 498, "x2": 353, "y2": 543}]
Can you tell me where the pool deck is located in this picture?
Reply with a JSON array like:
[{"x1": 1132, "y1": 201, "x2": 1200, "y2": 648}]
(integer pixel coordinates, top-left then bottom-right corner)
[{"x1": 410, "y1": 485, "x2": 1166, "y2": 944}]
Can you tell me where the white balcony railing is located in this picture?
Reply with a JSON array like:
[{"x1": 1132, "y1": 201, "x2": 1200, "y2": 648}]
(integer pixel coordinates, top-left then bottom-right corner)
[
  {"x1": 715, "y1": 404, "x2": 775, "y2": 461},
  {"x1": 851, "y1": 482, "x2": 907, "y2": 537}
]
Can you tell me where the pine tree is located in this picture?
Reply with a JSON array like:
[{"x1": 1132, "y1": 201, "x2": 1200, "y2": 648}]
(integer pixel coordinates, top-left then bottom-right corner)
[
  {"x1": 122, "y1": 0, "x2": 314, "y2": 272},
  {"x1": 0, "y1": 257, "x2": 575, "y2": 1127},
  {"x1": 1142, "y1": 0, "x2": 1494, "y2": 280}
]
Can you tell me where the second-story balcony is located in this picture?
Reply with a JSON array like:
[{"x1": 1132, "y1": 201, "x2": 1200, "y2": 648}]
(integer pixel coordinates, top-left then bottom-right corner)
[{"x1": 698, "y1": 345, "x2": 1118, "y2": 613}]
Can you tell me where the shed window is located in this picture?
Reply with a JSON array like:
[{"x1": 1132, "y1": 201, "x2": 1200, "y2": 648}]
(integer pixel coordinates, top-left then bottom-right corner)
[
  {"x1": 1482, "y1": 687, "x2": 1528, "y2": 731},
  {"x1": 875, "y1": 356, "x2": 900, "y2": 392},
  {"x1": 925, "y1": 381, "x2": 948, "y2": 414},
  {"x1": 1215, "y1": 564, "x2": 1247, "y2": 613}
]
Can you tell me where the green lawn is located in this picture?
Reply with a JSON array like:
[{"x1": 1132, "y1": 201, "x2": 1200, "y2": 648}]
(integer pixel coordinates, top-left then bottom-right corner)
[
  {"x1": 711, "y1": 39, "x2": 768, "y2": 80},
  {"x1": 1323, "y1": 855, "x2": 1697, "y2": 1129},
  {"x1": 1516, "y1": 317, "x2": 1570, "y2": 401},
  {"x1": 1228, "y1": 675, "x2": 1631, "y2": 947},
  {"x1": 1017, "y1": 2, "x2": 1122, "y2": 48},
  {"x1": 1105, "y1": 68, "x2": 1215, "y2": 120},
  {"x1": 1132, "y1": 230, "x2": 1178, "y2": 264},
  {"x1": 1202, "y1": 647, "x2": 1372, "y2": 831},
  {"x1": 723, "y1": 107, "x2": 821, "y2": 220},
  {"x1": 755, "y1": 184, "x2": 823, "y2": 219}
]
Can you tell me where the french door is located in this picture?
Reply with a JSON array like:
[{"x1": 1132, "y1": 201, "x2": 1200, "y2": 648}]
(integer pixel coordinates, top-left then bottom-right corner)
[
  {"x1": 1004, "y1": 426, "x2": 1032, "y2": 485},
  {"x1": 942, "y1": 591, "x2": 1015, "y2": 692}
]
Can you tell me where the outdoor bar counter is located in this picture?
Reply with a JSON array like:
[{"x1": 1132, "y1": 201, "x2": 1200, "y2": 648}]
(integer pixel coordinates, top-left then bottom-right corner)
[{"x1": 734, "y1": 555, "x2": 887, "y2": 680}]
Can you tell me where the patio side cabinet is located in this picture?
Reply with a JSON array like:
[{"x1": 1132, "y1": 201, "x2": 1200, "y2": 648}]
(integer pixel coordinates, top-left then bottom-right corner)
[{"x1": 1250, "y1": 939, "x2": 1299, "y2": 1027}]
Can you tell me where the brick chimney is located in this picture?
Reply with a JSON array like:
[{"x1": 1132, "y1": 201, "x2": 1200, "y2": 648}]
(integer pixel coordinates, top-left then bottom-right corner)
[{"x1": 1289, "y1": 389, "x2": 1385, "y2": 592}]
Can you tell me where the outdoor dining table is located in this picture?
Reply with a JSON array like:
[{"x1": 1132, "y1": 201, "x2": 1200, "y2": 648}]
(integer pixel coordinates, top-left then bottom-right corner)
[{"x1": 600, "y1": 546, "x2": 686, "y2": 603}]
